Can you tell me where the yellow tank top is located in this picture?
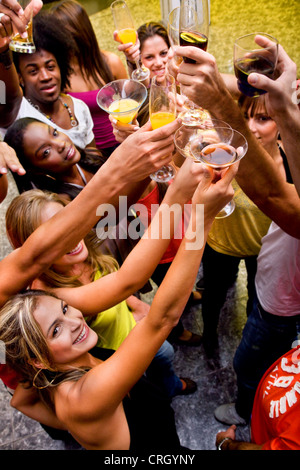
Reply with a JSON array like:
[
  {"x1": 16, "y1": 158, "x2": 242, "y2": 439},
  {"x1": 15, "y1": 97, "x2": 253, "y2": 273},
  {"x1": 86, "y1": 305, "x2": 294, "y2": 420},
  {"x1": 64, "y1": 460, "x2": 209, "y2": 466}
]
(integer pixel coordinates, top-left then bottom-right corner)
[
  {"x1": 207, "y1": 180, "x2": 271, "y2": 257},
  {"x1": 87, "y1": 270, "x2": 136, "y2": 350}
]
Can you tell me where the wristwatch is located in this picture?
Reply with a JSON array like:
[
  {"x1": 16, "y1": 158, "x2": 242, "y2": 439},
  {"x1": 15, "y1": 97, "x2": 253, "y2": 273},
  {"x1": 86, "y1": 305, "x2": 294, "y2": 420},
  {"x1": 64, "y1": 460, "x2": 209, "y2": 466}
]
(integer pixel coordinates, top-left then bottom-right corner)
[{"x1": 217, "y1": 436, "x2": 232, "y2": 450}]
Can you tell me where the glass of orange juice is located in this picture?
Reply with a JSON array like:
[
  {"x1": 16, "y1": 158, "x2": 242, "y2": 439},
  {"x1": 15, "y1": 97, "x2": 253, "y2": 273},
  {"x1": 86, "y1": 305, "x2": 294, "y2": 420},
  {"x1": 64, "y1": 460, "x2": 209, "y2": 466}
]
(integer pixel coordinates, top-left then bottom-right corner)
[
  {"x1": 111, "y1": 0, "x2": 149, "y2": 82},
  {"x1": 9, "y1": 0, "x2": 36, "y2": 53},
  {"x1": 149, "y1": 74, "x2": 177, "y2": 182}
]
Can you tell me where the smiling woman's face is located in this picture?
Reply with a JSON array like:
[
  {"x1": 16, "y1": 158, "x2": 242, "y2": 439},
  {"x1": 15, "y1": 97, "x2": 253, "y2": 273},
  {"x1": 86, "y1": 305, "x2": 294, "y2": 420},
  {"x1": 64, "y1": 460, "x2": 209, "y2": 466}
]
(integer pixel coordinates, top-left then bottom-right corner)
[
  {"x1": 140, "y1": 34, "x2": 169, "y2": 79},
  {"x1": 33, "y1": 295, "x2": 98, "y2": 368},
  {"x1": 22, "y1": 122, "x2": 81, "y2": 174}
]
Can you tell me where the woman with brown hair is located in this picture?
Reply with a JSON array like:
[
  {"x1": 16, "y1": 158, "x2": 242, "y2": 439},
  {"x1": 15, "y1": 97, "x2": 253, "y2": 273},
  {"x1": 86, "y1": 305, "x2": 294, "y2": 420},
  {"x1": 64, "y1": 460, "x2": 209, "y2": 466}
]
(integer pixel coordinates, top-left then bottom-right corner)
[
  {"x1": 0, "y1": 161, "x2": 237, "y2": 450},
  {"x1": 5, "y1": 188, "x2": 197, "y2": 398}
]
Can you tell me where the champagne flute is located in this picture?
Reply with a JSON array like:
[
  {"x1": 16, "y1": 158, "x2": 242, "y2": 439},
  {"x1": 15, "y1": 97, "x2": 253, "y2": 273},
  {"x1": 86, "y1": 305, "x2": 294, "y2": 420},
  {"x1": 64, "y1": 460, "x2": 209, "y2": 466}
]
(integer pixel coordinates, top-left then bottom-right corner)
[
  {"x1": 167, "y1": 7, "x2": 182, "y2": 67},
  {"x1": 179, "y1": 0, "x2": 209, "y2": 63},
  {"x1": 190, "y1": 127, "x2": 248, "y2": 218},
  {"x1": 177, "y1": 1, "x2": 210, "y2": 125},
  {"x1": 149, "y1": 74, "x2": 177, "y2": 182},
  {"x1": 234, "y1": 32, "x2": 279, "y2": 97},
  {"x1": 111, "y1": 0, "x2": 150, "y2": 82}
]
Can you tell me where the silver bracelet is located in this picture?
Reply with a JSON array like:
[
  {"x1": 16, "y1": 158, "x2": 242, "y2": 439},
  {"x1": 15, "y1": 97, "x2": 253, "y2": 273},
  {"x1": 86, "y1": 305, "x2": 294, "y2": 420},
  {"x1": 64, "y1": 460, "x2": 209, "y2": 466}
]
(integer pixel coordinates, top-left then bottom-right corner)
[{"x1": 217, "y1": 436, "x2": 232, "y2": 450}]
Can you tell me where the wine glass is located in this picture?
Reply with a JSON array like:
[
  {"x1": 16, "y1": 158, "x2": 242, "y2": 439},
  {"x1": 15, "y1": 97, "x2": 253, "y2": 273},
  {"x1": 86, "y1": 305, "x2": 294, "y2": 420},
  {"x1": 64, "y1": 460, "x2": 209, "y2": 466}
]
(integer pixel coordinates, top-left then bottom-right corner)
[
  {"x1": 190, "y1": 127, "x2": 248, "y2": 218},
  {"x1": 174, "y1": 119, "x2": 233, "y2": 161},
  {"x1": 167, "y1": 7, "x2": 182, "y2": 67},
  {"x1": 234, "y1": 32, "x2": 279, "y2": 97},
  {"x1": 149, "y1": 74, "x2": 177, "y2": 182},
  {"x1": 97, "y1": 79, "x2": 147, "y2": 124},
  {"x1": 177, "y1": 1, "x2": 210, "y2": 125},
  {"x1": 111, "y1": 0, "x2": 150, "y2": 82}
]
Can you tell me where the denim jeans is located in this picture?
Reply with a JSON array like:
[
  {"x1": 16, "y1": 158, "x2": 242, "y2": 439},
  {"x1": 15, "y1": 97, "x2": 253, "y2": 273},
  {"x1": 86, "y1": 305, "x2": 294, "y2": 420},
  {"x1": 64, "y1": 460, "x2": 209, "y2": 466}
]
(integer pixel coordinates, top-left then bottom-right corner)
[
  {"x1": 233, "y1": 294, "x2": 300, "y2": 421},
  {"x1": 146, "y1": 340, "x2": 183, "y2": 397},
  {"x1": 202, "y1": 244, "x2": 258, "y2": 341}
]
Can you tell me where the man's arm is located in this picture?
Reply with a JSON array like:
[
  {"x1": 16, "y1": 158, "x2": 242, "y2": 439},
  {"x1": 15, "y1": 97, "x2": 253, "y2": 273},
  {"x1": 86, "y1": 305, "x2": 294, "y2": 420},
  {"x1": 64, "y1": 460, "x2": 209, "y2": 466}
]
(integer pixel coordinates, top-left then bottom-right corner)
[
  {"x1": 246, "y1": 38, "x2": 300, "y2": 196},
  {"x1": 174, "y1": 45, "x2": 300, "y2": 238}
]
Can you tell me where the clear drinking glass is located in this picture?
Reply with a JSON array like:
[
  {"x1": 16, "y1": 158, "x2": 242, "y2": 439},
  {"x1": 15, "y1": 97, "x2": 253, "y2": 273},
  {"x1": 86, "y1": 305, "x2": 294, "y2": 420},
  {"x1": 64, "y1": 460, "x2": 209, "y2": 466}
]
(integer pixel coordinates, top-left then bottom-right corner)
[
  {"x1": 9, "y1": 0, "x2": 36, "y2": 53},
  {"x1": 111, "y1": 0, "x2": 150, "y2": 82},
  {"x1": 234, "y1": 32, "x2": 279, "y2": 97},
  {"x1": 149, "y1": 74, "x2": 177, "y2": 182},
  {"x1": 97, "y1": 79, "x2": 147, "y2": 124},
  {"x1": 190, "y1": 127, "x2": 248, "y2": 218}
]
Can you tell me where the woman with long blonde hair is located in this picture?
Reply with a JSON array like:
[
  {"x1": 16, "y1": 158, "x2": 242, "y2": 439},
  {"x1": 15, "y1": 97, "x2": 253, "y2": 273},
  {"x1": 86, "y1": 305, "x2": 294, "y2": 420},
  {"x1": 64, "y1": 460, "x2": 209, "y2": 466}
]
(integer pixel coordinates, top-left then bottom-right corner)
[
  {"x1": 6, "y1": 189, "x2": 197, "y2": 397},
  {"x1": 0, "y1": 161, "x2": 237, "y2": 450}
]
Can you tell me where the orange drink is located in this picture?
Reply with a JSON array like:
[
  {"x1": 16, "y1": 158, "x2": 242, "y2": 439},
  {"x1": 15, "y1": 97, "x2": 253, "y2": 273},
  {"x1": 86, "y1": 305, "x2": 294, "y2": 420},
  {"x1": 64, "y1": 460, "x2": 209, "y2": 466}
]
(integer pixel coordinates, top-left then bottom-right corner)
[
  {"x1": 118, "y1": 28, "x2": 137, "y2": 44},
  {"x1": 108, "y1": 98, "x2": 139, "y2": 123},
  {"x1": 150, "y1": 112, "x2": 176, "y2": 130}
]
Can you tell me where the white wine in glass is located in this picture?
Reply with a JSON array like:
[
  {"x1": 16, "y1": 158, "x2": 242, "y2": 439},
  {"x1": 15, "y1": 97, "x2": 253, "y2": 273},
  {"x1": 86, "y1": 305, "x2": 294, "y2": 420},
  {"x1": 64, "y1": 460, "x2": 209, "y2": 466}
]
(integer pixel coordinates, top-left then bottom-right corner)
[
  {"x1": 111, "y1": 0, "x2": 150, "y2": 82},
  {"x1": 149, "y1": 74, "x2": 177, "y2": 182}
]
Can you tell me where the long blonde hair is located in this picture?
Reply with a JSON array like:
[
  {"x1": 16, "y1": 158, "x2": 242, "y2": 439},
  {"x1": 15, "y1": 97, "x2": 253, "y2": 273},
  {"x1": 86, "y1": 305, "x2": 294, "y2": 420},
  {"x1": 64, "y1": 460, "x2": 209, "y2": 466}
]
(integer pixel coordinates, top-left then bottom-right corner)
[
  {"x1": 0, "y1": 290, "x2": 90, "y2": 409},
  {"x1": 6, "y1": 190, "x2": 118, "y2": 288}
]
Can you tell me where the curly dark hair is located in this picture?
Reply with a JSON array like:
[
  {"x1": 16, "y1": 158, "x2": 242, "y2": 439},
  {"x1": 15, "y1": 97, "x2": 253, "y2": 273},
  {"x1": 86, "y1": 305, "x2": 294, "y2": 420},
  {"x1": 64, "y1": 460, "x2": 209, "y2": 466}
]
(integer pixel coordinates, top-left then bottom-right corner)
[{"x1": 13, "y1": 11, "x2": 77, "y2": 90}]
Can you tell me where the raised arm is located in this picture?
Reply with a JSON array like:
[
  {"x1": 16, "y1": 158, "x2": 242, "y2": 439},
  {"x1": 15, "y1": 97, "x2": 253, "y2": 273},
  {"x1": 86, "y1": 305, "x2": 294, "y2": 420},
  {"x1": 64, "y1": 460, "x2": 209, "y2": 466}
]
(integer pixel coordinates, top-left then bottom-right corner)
[
  {"x1": 66, "y1": 163, "x2": 238, "y2": 420},
  {"x1": 0, "y1": 0, "x2": 43, "y2": 128},
  {"x1": 0, "y1": 118, "x2": 182, "y2": 307},
  {"x1": 246, "y1": 38, "x2": 300, "y2": 196},
  {"x1": 173, "y1": 45, "x2": 300, "y2": 237}
]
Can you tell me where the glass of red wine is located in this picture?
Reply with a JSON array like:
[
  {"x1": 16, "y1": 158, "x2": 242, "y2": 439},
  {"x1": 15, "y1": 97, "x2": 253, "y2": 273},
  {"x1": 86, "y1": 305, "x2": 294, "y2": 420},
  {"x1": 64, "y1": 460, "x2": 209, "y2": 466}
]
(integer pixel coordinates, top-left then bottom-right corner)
[
  {"x1": 190, "y1": 127, "x2": 248, "y2": 218},
  {"x1": 234, "y1": 33, "x2": 279, "y2": 97},
  {"x1": 179, "y1": 1, "x2": 209, "y2": 64},
  {"x1": 177, "y1": 1, "x2": 210, "y2": 125}
]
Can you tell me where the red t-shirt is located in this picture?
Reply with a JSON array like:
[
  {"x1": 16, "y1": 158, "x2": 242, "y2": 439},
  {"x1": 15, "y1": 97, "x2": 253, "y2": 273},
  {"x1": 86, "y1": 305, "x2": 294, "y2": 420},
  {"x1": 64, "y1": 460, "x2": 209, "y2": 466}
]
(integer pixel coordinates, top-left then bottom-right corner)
[
  {"x1": 251, "y1": 345, "x2": 300, "y2": 450},
  {"x1": 135, "y1": 185, "x2": 190, "y2": 263},
  {"x1": 0, "y1": 364, "x2": 21, "y2": 390}
]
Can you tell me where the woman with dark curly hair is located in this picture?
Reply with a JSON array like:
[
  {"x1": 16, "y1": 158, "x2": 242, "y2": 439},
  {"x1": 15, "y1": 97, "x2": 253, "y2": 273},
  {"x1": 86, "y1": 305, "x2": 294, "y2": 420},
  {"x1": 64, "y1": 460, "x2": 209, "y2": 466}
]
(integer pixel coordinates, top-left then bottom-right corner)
[{"x1": 0, "y1": 6, "x2": 95, "y2": 150}]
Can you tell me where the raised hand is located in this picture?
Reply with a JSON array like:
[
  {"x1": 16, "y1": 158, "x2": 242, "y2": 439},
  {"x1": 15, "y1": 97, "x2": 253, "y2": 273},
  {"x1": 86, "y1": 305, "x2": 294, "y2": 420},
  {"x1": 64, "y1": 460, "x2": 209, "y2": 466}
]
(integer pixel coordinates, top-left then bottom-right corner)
[
  {"x1": 0, "y1": 141, "x2": 25, "y2": 175},
  {"x1": 0, "y1": 0, "x2": 42, "y2": 50},
  {"x1": 111, "y1": 118, "x2": 182, "y2": 182}
]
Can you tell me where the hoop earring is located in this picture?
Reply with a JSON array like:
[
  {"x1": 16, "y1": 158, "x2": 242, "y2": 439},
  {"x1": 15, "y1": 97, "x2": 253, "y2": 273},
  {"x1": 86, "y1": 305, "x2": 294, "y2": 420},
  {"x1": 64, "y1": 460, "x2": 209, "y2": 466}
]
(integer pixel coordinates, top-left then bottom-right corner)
[{"x1": 32, "y1": 369, "x2": 57, "y2": 390}]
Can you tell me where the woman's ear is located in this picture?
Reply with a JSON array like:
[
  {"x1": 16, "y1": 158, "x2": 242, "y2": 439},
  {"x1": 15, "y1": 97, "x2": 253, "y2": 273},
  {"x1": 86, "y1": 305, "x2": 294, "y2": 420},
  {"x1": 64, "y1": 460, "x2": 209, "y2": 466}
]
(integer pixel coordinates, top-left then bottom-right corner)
[{"x1": 28, "y1": 358, "x2": 45, "y2": 369}]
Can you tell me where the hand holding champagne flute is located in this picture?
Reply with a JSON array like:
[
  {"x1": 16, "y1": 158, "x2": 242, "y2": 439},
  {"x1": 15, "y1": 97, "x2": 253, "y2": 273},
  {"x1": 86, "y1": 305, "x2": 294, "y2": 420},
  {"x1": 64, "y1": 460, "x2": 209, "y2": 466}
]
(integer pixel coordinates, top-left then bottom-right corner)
[
  {"x1": 111, "y1": 0, "x2": 149, "y2": 82},
  {"x1": 149, "y1": 74, "x2": 177, "y2": 182}
]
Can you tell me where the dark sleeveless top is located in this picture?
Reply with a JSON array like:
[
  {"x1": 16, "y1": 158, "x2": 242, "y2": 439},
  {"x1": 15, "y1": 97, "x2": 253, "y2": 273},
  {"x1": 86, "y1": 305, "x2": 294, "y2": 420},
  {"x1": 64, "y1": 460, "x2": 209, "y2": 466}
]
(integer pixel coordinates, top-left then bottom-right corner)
[{"x1": 90, "y1": 347, "x2": 182, "y2": 451}]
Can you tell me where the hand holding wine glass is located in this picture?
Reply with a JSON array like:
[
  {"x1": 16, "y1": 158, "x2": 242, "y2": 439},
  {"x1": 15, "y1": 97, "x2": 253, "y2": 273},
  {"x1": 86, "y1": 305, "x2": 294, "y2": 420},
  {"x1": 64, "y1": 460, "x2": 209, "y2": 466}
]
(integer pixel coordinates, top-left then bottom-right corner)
[
  {"x1": 190, "y1": 126, "x2": 248, "y2": 218},
  {"x1": 176, "y1": 1, "x2": 210, "y2": 125},
  {"x1": 149, "y1": 74, "x2": 177, "y2": 182},
  {"x1": 234, "y1": 32, "x2": 279, "y2": 97},
  {"x1": 111, "y1": 0, "x2": 150, "y2": 82}
]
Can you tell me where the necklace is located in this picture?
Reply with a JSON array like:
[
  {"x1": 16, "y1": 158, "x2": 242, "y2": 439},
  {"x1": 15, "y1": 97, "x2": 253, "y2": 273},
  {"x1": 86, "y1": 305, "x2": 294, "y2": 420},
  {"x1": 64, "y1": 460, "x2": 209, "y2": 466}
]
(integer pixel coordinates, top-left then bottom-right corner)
[{"x1": 27, "y1": 94, "x2": 78, "y2": 127}]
